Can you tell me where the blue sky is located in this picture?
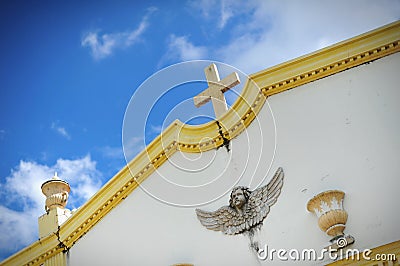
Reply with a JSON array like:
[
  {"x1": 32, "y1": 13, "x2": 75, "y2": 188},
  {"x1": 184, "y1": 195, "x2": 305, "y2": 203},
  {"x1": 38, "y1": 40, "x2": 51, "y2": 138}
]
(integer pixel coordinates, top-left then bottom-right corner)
[{"x1": 0, "y1": 0, "x2": 399, "y2": 261}]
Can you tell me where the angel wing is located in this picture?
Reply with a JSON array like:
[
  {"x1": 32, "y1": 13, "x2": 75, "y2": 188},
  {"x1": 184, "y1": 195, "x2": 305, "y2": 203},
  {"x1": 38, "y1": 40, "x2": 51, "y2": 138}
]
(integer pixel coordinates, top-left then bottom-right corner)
[
  {"x1": 195, "y1": 167, "x2": 284, "y2": 235},
  {"x1": 195, "y1": 206, "x2": 245, "y2": 235},
  {"x1": 246, "y1": 167, "x2": 284, "y2": 228}
]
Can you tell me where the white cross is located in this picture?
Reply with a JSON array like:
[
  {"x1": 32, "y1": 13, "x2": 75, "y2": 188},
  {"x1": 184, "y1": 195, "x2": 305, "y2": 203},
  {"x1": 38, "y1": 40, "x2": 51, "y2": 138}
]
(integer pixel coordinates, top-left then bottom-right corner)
[{"x1": 193, "y1": 63, "x2": 240, "y2": 119}]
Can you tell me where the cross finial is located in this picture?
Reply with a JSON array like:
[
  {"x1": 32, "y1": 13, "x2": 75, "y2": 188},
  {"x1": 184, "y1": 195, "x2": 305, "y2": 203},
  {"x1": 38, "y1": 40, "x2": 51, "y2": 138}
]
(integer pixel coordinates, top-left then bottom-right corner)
[{"x1": 193, "y1": 63, "x2": 240, "y2": 119}]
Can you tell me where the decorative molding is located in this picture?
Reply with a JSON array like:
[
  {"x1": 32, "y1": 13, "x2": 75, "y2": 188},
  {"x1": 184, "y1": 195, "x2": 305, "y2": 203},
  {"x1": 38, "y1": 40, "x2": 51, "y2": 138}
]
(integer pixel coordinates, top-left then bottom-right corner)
[
  {"x1": 1, "y1": 20, "x2": 399, "y2": 266},
  {"x1": 251, "y1": 21, "x2": 400, "y2": 98},
  {"x1": 258, "y1": 40, "x2": 400, "y2": 98},
  {"x1": 42, "y1": 252, "x2": 67, "y2": 266}
]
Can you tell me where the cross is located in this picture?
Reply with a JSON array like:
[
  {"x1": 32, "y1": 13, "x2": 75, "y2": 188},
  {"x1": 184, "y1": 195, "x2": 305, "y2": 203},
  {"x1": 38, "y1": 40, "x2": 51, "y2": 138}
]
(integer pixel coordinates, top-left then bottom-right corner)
[{"x1": 193, "y1": 63, "x2": 240, "y2": 119}]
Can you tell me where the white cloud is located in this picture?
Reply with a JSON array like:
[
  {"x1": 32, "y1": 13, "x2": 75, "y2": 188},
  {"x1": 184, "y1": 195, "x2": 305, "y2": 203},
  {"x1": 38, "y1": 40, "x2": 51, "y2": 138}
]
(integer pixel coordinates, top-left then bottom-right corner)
[
  {"x1": 188, "y1": 0, "x2": 244, "y2": 30},
  {"x1": 82, "y1": 7, "x2": 157, "y2": 60},
  {"x1": 159, "y1": 35, "x2": 207, "y2": 66},
  {"x1": 51, "y1": 122, "x2": 71, "y2": 140},
  {"x1": 189, "y1": 0, "x2": 213, "y2": 18},
  {"x1": 0, "y1": 206, "x2": 34, "y2": 254},
  {"x1": 0, "y1": 155, "x2": 102, "y2": 260},
  {"x1": 225, "y1": 0, "x2": 400, "y2": 73},
  {"x1": 55, "y1": 156, "x2": 102, "y2": 205},
  {"x1": 168, "y1": 35, "x2": 208, "y2": 61},
  {"x1": 81, "y1": 32, "x2": 116, "y2": 59},
  {"x1": 219, "y1": 0, "x2": 234, "y2": 29},
  {"x1": 187, "y1": 0, "x2": 400, "y2": 74}
]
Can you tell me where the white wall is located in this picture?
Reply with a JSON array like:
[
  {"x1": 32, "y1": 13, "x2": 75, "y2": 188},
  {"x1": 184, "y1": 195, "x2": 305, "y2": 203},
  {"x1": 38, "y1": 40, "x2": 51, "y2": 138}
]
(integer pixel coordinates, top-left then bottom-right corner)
[{"x1": 69, "y1": 53, "x2": 400, "y2": 265}]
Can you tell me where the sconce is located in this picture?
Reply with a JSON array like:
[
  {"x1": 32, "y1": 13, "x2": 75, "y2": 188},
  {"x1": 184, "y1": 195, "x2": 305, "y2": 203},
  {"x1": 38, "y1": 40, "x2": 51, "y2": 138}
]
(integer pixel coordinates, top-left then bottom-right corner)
[{"x1": 307, "y1": 190, "x2": 354, "y2": 249}]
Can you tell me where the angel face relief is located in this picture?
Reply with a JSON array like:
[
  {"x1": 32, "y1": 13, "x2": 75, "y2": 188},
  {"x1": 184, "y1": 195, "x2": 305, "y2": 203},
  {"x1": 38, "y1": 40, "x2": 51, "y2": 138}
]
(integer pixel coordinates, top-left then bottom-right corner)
[
  {"x1": 195, "y1": 167, "x2": 284, "y2": 236},
  {"x1": 230, "y1": 187, "x2": 250, "y2": 211}
]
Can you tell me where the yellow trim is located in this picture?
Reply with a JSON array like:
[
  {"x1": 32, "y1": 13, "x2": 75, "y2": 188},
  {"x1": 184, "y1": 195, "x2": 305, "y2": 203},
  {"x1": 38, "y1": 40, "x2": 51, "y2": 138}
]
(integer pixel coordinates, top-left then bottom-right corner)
[
  {"x1": 43, "y1": 252, "x2": 67, "y2": 266},
  {"x1": 327, "y1": 240, "x2": 400, "y2": 266},
  {"x1": 1, "y1": 20, "x2": 399, "y2": 266},
  {"x1": 252, "y1": 21, "x2": 400, "y2": 98}
]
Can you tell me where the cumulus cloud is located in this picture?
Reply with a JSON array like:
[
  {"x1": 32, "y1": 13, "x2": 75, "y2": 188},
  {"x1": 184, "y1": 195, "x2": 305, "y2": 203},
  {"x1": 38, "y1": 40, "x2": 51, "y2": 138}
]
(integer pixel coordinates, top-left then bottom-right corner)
[
  {"x1": 82, "y1": 7, "x2": 157, "y2": 60},
  {"x1": 0, "y1": 155, "x2": 102, "y2": 260}
]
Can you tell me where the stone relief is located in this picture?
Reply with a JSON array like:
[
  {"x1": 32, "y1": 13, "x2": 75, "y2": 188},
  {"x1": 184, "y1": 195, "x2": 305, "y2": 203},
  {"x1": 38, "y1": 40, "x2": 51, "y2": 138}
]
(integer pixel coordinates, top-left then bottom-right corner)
[{"x1": 195, "y1": 167, "x2": 284, "y2": 251}]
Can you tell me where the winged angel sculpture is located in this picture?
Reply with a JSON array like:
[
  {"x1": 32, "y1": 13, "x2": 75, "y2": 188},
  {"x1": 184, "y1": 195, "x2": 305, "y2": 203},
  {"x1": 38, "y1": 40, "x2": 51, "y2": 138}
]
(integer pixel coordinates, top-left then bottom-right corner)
[{"x1": 196, "y1": 167, "x2": 284, "y2": 252}]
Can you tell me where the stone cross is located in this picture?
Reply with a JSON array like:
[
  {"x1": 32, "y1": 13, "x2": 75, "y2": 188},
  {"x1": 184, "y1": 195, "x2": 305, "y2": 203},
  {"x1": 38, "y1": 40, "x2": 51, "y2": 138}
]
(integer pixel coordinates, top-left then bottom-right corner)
[{"x1": 194, "y1": 63, "x2": 240, "y2": 119}]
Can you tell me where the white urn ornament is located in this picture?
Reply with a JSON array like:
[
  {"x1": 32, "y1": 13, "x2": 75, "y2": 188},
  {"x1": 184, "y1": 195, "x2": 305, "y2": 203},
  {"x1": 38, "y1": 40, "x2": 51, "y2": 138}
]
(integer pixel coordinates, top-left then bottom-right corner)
[{"x1": 307, "y1": 190, "x2": 354, "y2": 249}]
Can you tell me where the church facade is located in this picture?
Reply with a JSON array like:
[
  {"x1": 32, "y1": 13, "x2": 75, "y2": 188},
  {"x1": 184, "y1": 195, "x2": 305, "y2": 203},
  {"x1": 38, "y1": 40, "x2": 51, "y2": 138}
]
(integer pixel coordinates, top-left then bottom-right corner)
[{"x1": 2, "y1": 21, "x2": 399, "y2": 266}]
